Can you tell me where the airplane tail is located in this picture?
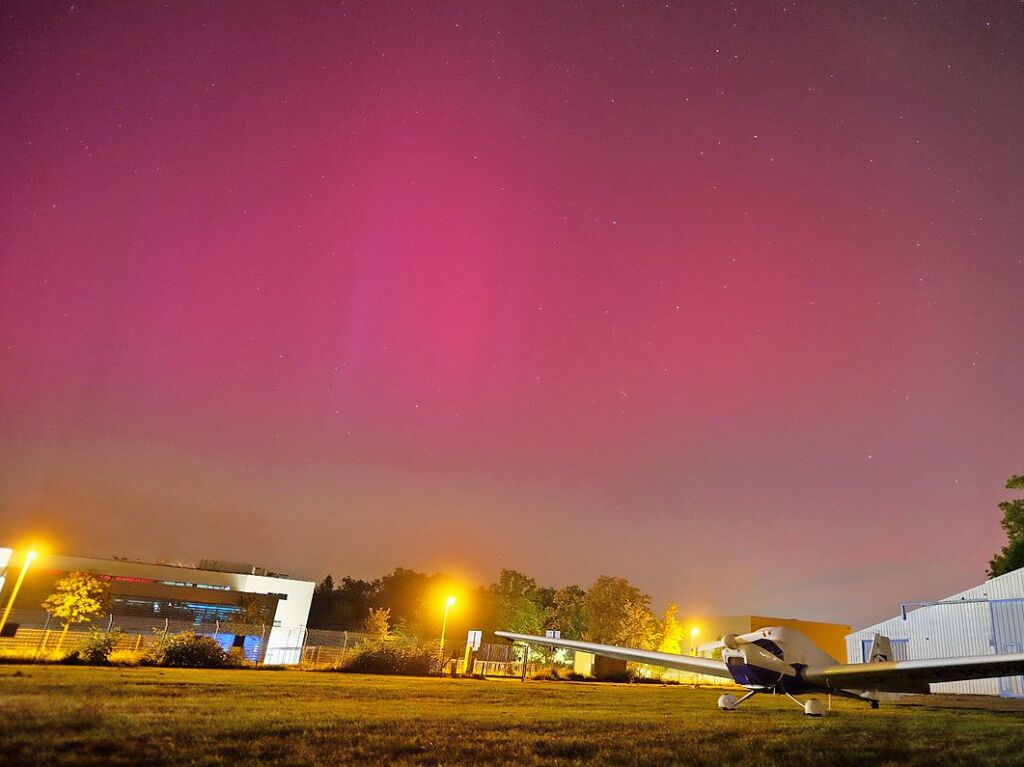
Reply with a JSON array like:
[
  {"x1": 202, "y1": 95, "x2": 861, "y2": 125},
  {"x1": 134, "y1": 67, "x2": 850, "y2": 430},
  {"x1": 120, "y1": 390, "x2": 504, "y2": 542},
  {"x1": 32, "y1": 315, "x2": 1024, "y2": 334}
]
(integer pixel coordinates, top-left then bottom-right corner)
[{"x1": 867, "y1": 633, "x2": 893, "y2": 663}]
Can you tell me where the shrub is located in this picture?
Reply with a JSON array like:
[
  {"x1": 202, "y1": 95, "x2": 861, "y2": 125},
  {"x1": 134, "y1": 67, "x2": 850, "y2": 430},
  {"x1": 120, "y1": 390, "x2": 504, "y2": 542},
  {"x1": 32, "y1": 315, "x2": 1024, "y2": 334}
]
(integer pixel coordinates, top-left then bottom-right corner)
[
  {"x1": 530, "y1": 666, "x2": 575, "y2": 681},
  {"x1": 333, "y1": 642, "x2": 440, "y2": 676},
  {"x1": 107, "y1": 649, "x2": 145, "y2": 666},
  {"x1": 0, "y1": 648, "x2": 69, "y2": 664},
  {"x1": 144, "y1": 630, "x2": 232, "y2": 668},
  {"x1": 75, "y1": 628, "x2": 121, "y2": 664}
]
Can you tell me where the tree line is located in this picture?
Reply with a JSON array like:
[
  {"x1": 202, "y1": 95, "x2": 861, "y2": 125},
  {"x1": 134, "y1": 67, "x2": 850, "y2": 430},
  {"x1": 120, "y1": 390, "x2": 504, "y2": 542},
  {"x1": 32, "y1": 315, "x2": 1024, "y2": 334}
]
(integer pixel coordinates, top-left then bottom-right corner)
[{"x1": 309, "y1": 568, "x2": 690, "y2": 654}]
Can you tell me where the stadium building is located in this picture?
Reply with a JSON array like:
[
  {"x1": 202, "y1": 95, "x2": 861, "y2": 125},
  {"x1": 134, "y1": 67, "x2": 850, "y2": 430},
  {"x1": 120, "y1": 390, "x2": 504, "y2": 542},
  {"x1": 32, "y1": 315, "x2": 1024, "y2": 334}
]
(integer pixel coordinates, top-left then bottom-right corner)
[
  {"x1": 846, "y1": 568, "x2": 1024, "y2": 697},
  {"x1": 0, "y1": 547, "x2": 314, "y2": 664}
]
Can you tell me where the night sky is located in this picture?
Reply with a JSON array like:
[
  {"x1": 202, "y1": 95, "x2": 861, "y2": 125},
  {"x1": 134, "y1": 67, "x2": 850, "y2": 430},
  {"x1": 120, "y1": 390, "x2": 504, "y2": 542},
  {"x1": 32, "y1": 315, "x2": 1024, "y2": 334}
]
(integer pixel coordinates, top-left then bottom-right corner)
[{"x1": 2, "y1": 2, "x2": 1022, "y2": 627}]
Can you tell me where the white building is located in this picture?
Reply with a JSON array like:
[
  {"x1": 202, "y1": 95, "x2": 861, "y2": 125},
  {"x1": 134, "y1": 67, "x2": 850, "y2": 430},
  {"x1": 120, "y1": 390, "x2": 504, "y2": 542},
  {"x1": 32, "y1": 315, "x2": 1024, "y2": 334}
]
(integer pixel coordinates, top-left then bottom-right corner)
[
  {"x1": 0, "y1": 547, "x2": 315, "y2": 665},
  {"x1": 846, "y1": 568, "x2": 1024, "y2": 697}
]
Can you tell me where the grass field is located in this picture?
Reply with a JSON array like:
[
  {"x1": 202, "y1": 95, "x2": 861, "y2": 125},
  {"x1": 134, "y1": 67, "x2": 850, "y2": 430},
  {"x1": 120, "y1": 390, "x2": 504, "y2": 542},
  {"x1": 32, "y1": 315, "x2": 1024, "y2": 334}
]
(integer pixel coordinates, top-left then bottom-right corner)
[{"x1": 2, "y1": 666, "x2": 1024, "y2": 766}]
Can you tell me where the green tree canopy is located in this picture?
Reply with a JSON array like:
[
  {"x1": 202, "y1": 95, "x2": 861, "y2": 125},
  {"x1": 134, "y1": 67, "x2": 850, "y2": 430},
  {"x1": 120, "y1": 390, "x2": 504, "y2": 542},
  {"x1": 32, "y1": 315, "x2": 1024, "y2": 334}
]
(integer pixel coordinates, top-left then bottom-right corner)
[
  {"x1": 227, "y1": 594, "x2": 273, "y2": 634},
  {"x1": 487, "y1": 569, "x2": 544, "y2": 635},
  {"x1": 363, "y1": 607, "x2": 391, "y2": 644},
  {"x1": 582, "y1": 576, "x2": 651, "y2": 643},
  {"x1": 657, "y1": 602, "x2": 684, "y2": 655},
  {"x1": 546, "y1": 584, "x2": 587, "y2": 639},
  {"x1": 309, "y1": 575, "x2": 379, "y2": 630},
  {"x1": 613, "y1": 599, "x2": 661, "y2": 650},
  {"x1": 989, "y1": 473, "x2": 1024, "y2": 578},
  {"x1": 42, "y1": 571, "x2": 109, "y2": 650}
]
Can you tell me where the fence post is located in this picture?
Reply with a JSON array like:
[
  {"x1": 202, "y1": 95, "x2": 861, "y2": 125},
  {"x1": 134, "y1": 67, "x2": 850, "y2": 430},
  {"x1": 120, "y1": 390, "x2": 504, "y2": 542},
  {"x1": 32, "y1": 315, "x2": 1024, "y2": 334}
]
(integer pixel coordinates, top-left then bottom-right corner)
[
  {"x1": 33, "y1": 615, "x2": 52, "y2": 659},
  {"x1": 106, "y1": 613, "x2": 113, "y2": 633},
  {"x1": 256, "y1": 623, "x2": 267, "y2": 666}
]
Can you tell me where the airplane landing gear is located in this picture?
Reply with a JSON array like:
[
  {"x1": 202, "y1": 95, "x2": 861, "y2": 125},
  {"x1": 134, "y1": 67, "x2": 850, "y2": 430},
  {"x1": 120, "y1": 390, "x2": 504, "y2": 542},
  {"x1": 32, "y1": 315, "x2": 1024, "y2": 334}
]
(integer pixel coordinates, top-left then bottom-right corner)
[
  {"x1": 718, "y1": 690, "x2": 758, "y2": 711},
  {"x1": 784, "y1": 692, "x2": 825, "y2": 716},
  {"x1": 803, "y1": 698, "x2": 825, "y2": 717}
]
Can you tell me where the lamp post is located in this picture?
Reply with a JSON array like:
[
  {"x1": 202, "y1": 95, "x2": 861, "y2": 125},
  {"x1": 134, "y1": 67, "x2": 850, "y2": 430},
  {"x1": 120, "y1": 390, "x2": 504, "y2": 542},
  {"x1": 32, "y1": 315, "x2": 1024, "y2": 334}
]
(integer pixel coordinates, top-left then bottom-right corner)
[
  {"x1": 438, "y1": 595, "x2": 456, "y2": 675},
  {"x1": 0, "y1": 550, "x2": 38, "y2": 638},
  {"x1": 689, "y1": 626, "x2": 700, "y2": 687}
]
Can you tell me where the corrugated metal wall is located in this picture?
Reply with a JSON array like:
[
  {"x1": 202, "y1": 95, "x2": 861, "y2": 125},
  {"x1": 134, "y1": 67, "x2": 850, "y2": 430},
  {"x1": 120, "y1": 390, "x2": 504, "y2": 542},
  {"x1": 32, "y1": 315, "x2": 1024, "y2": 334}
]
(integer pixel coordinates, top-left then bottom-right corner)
[{"x1": 846, "y1": 569, "x2": 1024, "y2": 696}]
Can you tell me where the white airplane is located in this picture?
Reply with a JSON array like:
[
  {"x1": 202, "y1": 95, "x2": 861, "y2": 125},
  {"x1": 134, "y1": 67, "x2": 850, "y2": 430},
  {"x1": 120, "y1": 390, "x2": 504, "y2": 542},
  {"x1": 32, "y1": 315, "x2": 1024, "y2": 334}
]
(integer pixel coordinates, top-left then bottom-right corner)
[{"x1": 496, "y1": 626, "x2": 1024, "y2": 716}]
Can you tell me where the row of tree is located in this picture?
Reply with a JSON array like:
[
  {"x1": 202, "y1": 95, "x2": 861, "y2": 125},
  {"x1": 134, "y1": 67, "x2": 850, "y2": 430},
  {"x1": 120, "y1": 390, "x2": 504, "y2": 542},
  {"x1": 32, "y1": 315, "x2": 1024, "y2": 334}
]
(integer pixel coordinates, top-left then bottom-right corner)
[{"x1": 310, "y1": 568, "x2": 692, "y2": 654}]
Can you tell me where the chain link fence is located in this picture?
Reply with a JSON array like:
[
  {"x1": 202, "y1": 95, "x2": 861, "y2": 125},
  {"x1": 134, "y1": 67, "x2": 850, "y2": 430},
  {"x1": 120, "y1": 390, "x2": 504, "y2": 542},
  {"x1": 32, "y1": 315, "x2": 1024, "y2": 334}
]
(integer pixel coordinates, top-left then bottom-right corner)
[{"x1": 1, "y1": 607, "x2": 562, "y2": 676}]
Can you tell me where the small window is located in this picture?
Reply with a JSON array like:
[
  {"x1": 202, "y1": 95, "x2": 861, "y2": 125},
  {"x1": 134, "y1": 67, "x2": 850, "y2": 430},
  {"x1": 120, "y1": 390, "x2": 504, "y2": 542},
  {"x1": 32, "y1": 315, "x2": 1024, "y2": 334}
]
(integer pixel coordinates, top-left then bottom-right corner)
[{"x1": 727, "y1": 656, "x2": 745, "y2": 666}]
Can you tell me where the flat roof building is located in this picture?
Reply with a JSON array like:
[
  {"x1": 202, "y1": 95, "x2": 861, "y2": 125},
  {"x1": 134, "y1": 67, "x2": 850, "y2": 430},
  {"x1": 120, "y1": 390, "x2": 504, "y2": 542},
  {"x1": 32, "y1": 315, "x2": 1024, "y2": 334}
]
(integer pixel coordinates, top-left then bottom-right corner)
[{"x1": 0, "y1": 547, "x2": 314, "y2": 665}]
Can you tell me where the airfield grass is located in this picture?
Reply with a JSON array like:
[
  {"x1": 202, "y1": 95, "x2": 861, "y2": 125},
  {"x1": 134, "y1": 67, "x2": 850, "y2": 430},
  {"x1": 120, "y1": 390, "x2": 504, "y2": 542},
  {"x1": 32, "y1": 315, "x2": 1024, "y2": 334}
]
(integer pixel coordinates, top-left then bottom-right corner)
[{"x1": 1, "y1": 666, "x2": 1023, "y2": 767}]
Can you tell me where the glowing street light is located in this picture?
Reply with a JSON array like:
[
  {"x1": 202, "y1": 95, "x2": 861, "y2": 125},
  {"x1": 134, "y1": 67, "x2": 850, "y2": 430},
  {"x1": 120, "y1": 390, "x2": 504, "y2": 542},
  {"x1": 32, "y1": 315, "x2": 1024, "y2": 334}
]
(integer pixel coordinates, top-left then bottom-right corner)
[
  {"x1": 438, "y1": 595, "x2": 456, "y2": 674},
  {"x1": 689, "y1": 626, "x2": 701, "y2": 688},
  {"x1": 0, "y1": 550, "x2": 38, "y2": 638}
]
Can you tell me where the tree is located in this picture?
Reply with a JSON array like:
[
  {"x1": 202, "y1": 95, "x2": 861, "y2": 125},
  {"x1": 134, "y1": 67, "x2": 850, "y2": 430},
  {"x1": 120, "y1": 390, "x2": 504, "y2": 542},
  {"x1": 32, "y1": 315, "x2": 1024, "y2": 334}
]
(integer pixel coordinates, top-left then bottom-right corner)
[
  {"x1": 657, "y1": 602, "x2": 684, "y2": 655},
  {"x1": 546, "y1": 585, "x2": 587, "y2": 639},
  {"x1": 989, "y1": 474, "x2": 1024, "y2": 577},
  {"x1": 42, "y1": 571, "x2": 109, "y2": 650},
  {"x1": 581, "y1": 576, "x2": 651, "y2": 643},
  {"x1": 487, "y1": 569, "x2": 544, "y2": 635},
  {"x1": 613, "y1": 600, "x2": 660, "y2": 650},
  {"x1": 229, "y1": 594, "x2": 272, "y2": 632},
  {"x1": 309, "y1": 575, "x2": 380, "y2": 630},
  {"x1": 363, "y1": 607, "x2": 391, "y2": 644},
  {"x1": 374, "y1": 568, "x2": 434, "y2": 630}
]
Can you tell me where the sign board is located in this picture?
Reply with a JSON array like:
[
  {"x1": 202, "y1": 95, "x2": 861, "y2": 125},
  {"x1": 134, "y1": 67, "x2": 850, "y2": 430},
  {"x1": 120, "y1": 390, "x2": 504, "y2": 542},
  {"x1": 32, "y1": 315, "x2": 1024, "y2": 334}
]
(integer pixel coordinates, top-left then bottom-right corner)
[
  {"x1": 545, "y1": 630, "x2": 561, "y2": 639},
  {"x1": 466, "y1": 630, "x2": 482, "y2": 651}
]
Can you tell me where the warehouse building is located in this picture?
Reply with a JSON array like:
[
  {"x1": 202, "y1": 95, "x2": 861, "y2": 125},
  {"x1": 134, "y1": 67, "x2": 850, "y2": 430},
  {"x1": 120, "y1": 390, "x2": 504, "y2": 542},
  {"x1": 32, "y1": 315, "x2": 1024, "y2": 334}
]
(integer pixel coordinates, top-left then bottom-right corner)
[
  {"x1": 0, "y1": 547, "x2": 314, "y2": 664},
  {"x1": 846, "y1": 568, "x2": 1024, "y2": 697}
]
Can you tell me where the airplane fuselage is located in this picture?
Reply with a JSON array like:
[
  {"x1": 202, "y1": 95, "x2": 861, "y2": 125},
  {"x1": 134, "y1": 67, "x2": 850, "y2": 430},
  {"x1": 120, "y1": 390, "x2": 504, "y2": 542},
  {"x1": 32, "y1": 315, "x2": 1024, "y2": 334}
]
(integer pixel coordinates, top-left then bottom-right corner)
[{"x1": 720, "y1": 626, "x2": 841, "y2": 696}]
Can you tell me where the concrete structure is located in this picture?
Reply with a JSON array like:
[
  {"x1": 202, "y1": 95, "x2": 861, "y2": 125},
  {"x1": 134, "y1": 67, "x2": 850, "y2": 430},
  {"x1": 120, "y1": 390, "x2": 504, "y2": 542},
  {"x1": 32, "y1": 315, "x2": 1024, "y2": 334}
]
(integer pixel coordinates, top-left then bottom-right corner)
[
  {"x1": 847, "y1": 568, "x2": 1024, "y2": 697},
  {"x1": 0, "y1": 547, "x2": 314, "y2": 665}
]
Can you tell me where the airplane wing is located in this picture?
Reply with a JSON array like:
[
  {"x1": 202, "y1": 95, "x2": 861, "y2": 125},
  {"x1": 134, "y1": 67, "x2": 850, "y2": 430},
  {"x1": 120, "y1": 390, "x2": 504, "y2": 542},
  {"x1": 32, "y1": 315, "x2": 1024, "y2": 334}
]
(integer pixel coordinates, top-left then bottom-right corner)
[
  {"x1": 803, "y1": 652, "x2": 1024, "y2": 694},
  {"x1": 494, "y1": 631, "x2": 733, "y2": 679}
]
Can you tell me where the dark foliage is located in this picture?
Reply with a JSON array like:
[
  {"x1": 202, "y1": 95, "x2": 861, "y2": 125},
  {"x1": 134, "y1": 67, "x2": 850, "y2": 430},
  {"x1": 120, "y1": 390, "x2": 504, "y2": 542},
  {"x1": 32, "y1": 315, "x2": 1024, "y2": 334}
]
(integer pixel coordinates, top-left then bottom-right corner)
[
  {"x1": 143, "y1": 630, "x2": 235, "y2": 668},
  {"x1": 331, "y1": 642, "x2": 440, "y2": 676},
  {"x1": 62, "y1": 628, "x2": 121, "y2": 665}
]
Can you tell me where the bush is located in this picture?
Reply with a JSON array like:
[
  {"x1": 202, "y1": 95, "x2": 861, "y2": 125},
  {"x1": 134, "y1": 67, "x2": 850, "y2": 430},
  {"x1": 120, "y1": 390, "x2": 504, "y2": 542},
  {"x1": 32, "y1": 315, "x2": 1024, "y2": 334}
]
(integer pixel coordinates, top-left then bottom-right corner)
[
  {"x1": 73, "y1": 628, "x2": 121, "y2": 665},
  {"x1": 107, "y1": 649, "x2": 145, "y2": 666},
  {"x1": 144, "y1": 630, "x2": 234, "y2": 668},
  {"x1": 332, "y1": 642, "x2": 440, "y2": 676},
  {"x1": 0, "y1": 648, "x2": 69, "y2": 664},
  {"x1": 530, "y1": 666, "x2": 575, "y2": 681}
]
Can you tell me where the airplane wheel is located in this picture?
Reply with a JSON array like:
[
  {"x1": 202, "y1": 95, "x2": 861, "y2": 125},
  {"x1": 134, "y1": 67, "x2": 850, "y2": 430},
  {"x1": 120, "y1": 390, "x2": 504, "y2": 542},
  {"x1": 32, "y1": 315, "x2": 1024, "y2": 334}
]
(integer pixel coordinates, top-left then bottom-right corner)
[
  {"x1": 803, "y1": 699, "x2": 825, "y2": 717},
  {"x1": 718, "y1": 694, "x2": 738, "y2": 711}
]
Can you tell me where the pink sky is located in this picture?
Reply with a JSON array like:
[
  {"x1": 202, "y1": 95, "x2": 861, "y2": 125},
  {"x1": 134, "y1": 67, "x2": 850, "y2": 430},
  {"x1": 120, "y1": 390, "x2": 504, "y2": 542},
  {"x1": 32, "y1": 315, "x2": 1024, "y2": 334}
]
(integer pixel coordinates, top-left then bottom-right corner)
[{"x1": 1, "y1": 2, "x2": 1022, "y2": 627}]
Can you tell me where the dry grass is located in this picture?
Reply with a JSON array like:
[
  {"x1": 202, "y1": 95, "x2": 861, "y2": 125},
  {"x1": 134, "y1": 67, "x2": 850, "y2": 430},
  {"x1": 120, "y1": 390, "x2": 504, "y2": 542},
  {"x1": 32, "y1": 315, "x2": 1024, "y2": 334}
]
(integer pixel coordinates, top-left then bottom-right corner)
[{"x1": 1, "y1": 665, "x2": 1023, "y2": 766}]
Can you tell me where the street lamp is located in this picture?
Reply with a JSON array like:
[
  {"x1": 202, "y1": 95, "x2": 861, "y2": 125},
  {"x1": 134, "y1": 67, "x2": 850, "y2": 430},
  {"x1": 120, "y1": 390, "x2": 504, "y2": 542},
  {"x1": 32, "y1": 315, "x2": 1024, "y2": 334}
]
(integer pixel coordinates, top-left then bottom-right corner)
[
  {"x1": 689, "y1": 626, "x2": 701, "y2": 687},
  {"x1": 438, "y1": 595, "x2": 456, "y2": 675},
  {"x1": 0, "y1": 550, "x2": 38, "y2": 638}
]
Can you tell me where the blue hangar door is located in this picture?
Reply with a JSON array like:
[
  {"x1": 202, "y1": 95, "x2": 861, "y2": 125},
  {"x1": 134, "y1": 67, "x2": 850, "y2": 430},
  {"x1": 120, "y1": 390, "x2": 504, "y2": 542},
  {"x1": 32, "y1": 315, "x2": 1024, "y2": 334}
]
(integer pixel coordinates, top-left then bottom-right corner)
[{"x1": 989, "y1": 598, "x2": 1024, "y2": 698}]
